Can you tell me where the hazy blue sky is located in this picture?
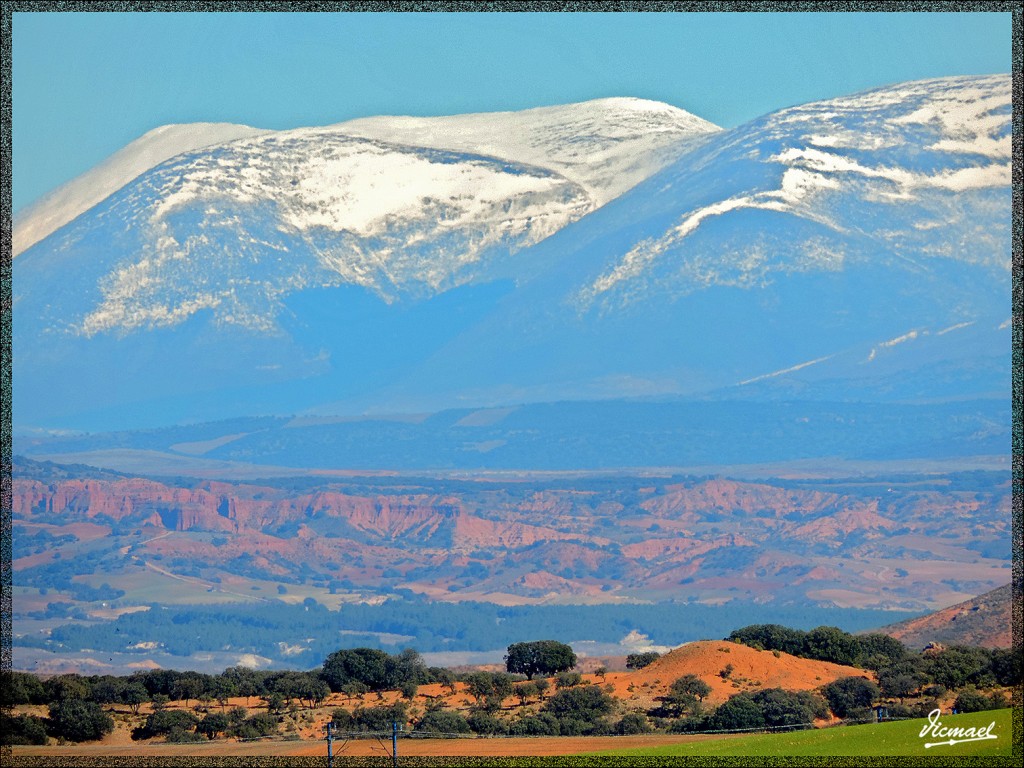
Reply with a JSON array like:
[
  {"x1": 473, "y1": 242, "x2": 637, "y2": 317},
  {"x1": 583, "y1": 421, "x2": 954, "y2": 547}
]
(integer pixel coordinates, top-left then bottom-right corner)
[{"x1": 12, "y1": 11, "x2": 1011, "y2": 212}]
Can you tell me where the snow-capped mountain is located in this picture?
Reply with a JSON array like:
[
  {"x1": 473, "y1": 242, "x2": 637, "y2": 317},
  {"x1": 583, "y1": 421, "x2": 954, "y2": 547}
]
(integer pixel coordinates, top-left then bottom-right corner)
[
  {"x1": 15, "y1": 98, "x2": 716, "y2": 340},
  {"x1": 13, "y1": 77, "x2": 1011, "y2": 435}
]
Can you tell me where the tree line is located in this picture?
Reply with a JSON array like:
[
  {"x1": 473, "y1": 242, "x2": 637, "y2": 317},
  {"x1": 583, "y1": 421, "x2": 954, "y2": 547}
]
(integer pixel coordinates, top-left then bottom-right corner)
[{"x1": 4, "y1": 631, "x2": 1017, "y2": 745}]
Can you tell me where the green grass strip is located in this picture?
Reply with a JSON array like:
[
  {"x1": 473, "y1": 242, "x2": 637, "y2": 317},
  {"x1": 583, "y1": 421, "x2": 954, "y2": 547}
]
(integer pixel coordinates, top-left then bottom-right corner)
[{"x1": 594, "y1": 708, "x2": 1015, "y2": 758}]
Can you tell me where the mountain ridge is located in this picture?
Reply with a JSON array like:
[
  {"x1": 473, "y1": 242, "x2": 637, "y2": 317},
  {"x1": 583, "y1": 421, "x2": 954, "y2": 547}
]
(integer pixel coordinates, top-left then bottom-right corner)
[{"x1": 12, "y1": 75, "x2": 1011, "y2": 434}]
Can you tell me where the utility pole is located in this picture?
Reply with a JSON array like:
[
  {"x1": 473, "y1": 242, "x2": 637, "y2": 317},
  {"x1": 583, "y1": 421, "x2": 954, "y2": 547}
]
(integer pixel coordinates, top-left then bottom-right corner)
[
  {"x1": 392, "y1": 720, "x2": 400, "y2": 768},
  {"x1": 326, "y1": 720, "x2": 334, "y2": 768}
]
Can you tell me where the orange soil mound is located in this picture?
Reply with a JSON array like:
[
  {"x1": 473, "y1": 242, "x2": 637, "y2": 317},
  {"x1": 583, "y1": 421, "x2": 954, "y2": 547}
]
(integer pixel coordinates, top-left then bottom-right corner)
[{"x1": 601, "y1": 640, "x2": 870, "y2": 709}]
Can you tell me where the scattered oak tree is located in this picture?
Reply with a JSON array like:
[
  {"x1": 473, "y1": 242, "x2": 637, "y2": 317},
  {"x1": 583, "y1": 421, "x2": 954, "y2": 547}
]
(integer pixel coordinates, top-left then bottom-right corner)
[{"x1": 505, "y1": 641, "x2": 577, "y2": 678}]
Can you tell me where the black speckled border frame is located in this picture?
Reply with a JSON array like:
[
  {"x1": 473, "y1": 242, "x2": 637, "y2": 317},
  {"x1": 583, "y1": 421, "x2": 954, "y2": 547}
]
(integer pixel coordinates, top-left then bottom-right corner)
[{"x1": 0, "y1": 2, "x2": 1020, "y2": 766}]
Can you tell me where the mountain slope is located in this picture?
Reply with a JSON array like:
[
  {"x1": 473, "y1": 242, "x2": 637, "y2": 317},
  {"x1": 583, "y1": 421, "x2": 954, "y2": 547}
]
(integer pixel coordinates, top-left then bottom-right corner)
[
  {"x1": 874, "y1": 584, "x2": 1013, "y2": 649},
  {"x1": 12, "y1": 122, "x2": 269, "y2": 257},
  {"x1": 367, "y1": 74, "x2": 1010, "y2": 411}
]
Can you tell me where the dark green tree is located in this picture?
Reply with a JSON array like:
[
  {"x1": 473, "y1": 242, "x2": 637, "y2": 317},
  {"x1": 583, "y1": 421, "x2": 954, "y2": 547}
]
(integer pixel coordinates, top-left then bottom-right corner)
[
  {"x1": 463, "y1": 671, "x2": 513, "y2": 706},
  {"x1": 541, "y1": 685, "x2": 616, "y2": 735},
  {"x1": 616, "y1": 712, "x2": 652, "y2": 734},
  {"x1": 821, "y1": 676, "x2": 880, "y2": 719},
  {"x1": 1, "y1": 713, "x2": 49, "y2": 745},
  {"x1": 505, "y1": 641, "x2": 577, "y2": 678},
  {"x1": 625, "y1": 651, "x2": 661, "y2": 670},
  {"x1": 990, "y1": 648, "x2": 1022, "y2": 686},
  {"x1": 196, "y1": 712, "x2": 230, "y2": 739},
  {"x1": 877, "y1": 670, "x2": 922, "y2": 703},
  {"x1": 925, "y1": 646, "x2": 993, "y2": 690},
  {"x1": 43, "y1": 674, "x2": 90, "y2": 702},
  {"x1": 119, "y1": 681, "x2": 149, "y2": 715},
  {"x1": 661, "y1": 674, "x2": 712, "y2": 716},
  {"x1": 222, "y1": 666, "x2": 265, "y2": 705},
  {"x1": 803, "y1": 626, "x2": 860, "y2": 666},
  {"x1": 2, "y1": 672, "x2": 46, "y2": 706},
  {"x1": 514, "y1": 681, "x2": 539, "y2": 706},
  {"x1": 47, "y1": 699, "x2": 114, "y2": 743},
  {"x1": 728, "y1": 624, "x2": 807, "y2": 656},
  {"x1": 707, "y1": 693, "x2": 765, "y2": 731},
  {"x1": 321, "y1": 648, "x2": 395, "y2": 691},
  {"x1": 170, "y1": 675, "x2": 205, "y2": 706},
  {"x1": 855, "y1": 634, "x2": 908, "y2": 670}
]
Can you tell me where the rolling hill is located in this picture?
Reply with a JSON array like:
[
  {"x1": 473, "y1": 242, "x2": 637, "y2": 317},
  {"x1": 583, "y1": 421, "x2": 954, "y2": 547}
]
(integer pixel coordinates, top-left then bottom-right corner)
[{"x1": 874, "y1": 583, "x2": 1013, "y2": 649}]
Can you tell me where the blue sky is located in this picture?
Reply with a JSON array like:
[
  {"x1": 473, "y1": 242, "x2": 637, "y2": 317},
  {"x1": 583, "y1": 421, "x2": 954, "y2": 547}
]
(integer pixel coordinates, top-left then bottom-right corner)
[{"x1": 12, "y1": 10, "x2": 1011, "y2": 213}]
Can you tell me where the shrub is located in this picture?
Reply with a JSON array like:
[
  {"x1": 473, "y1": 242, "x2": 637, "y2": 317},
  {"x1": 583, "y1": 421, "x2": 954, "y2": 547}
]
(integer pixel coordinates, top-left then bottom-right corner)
[
  {"x1": 507, "y1": 713, "x2": 560, "y2": 736},
  {"x1": 555, "y1": 671, "x2": 584, "y2": 689},
  {"x1": 616, "y1": 712, "x2": 653, "y2": 734},
  {"x1": 750, "y1": 688, "x2": 827, "y2": 727},
  {"x1": 165, "y1": 728, "x2": 205, "y2": 743},
  {"x1": 351, "y1": 703, "x2": 407, "y2": 732},
  {"x1": 467, "y1": 711, "x2": 506, "y2": 735},
  {"x1": 132, "y1": 709, "x2": 199, "y2": 741},
  {"x1": 669, "y1": 712, "x2": 713, "y2": 733},
  {"x1": 233, "y1": 713, "x2": 279, "y2": 739},
  {"x1": 417, "y1": 709, "x2": 471, "y2": 734}
]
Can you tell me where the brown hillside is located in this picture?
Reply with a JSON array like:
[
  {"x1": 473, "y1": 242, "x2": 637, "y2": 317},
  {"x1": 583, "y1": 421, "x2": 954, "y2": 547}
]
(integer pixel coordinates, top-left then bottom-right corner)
[
  {"x1": 601, "y1": 640, "x2": 869, "y2": 709},
  {"x1": 876, "y1": 583, "x2": 1013, "y2": 650}
]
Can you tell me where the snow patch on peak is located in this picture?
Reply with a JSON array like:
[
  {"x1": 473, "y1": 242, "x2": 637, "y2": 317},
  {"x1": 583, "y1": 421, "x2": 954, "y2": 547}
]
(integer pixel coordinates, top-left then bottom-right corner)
[{"x1": 334, "y1": 97, "x2": 720, "y2": 207}]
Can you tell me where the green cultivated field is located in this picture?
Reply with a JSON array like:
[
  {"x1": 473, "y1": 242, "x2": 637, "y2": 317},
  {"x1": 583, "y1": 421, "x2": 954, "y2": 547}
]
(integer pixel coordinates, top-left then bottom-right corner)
[{"x1": 598, "y1": 709, "x2": 1014, "y2": 757}]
